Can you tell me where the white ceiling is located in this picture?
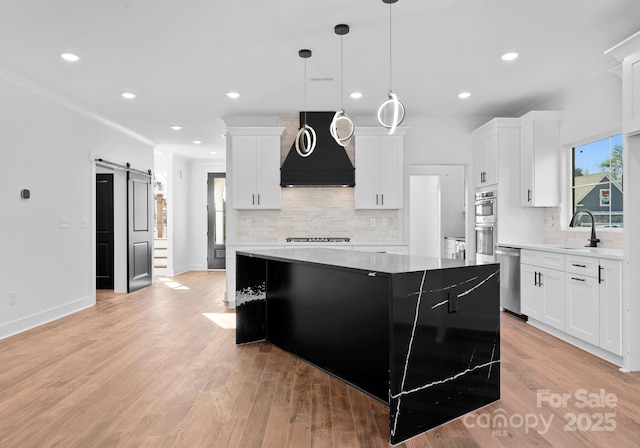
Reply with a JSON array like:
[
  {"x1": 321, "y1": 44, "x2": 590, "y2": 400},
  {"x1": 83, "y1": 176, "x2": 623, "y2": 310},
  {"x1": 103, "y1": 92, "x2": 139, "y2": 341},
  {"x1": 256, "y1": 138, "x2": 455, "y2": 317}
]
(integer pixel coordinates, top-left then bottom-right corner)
[{"x1": 1, "y1": 0, "x2": 639, "y2": 160}]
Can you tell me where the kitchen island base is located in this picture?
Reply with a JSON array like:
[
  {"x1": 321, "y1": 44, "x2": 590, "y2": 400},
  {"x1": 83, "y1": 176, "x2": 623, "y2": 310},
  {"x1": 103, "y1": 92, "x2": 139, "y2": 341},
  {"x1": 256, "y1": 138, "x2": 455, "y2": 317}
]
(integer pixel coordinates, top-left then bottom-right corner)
[{"x1": 236, "y1": 249, "x2": 500, "y2": 445}]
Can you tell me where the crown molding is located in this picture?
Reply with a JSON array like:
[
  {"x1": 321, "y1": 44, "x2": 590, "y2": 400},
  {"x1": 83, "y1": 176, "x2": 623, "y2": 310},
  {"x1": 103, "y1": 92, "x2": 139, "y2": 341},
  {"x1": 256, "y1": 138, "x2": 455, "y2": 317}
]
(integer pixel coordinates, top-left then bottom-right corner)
[{"x1": 0, "y1": 64, "x2": 156, "y2": 147}]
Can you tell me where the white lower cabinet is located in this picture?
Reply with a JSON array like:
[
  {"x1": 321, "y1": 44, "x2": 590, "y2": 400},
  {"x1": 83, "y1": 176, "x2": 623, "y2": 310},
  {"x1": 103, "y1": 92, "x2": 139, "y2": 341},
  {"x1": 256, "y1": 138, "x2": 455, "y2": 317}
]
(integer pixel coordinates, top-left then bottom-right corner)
[
  {"x1": 599, "y1": 259, "x2": 623, "y2": 355},
  {"x1": 521, "y1": 249, "x2": 623, "y2": 358},
  {"x1": 521, "y1": 262, "x2": 565, "y2": 331},
  {"x1": 565, "y1": 273, "x2": 599, "y2": 346}
]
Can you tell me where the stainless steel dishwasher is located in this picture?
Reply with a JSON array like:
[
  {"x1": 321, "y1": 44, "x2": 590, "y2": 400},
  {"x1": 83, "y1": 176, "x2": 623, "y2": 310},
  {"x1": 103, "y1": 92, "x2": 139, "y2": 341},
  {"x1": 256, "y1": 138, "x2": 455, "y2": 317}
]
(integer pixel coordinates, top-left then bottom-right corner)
[{"x1": 496, "y1": 246, "x2": 524, "y2": 317}]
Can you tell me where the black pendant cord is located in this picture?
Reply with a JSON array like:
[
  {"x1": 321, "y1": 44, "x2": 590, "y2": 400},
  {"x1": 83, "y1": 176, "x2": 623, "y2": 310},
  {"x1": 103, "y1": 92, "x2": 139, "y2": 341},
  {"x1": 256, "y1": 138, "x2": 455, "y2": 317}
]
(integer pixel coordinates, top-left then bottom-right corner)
[
  {"x1": 388, "y1": 0, "x2": 393, "y2": 92},
  {"x1": 340, "y1": 34, "x2": 344, "y2": 110},
  {"x1": 304, "y1": 56, "x2": 308, "y2": 128}
]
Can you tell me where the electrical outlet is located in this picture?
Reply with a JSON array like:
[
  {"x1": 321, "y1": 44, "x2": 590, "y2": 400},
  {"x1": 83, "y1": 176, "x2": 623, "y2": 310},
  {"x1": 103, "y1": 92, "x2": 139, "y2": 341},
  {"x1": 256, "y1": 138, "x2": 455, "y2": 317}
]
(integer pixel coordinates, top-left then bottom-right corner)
[
  {"x1": 369, "y1": 218, "x2": 376, "y2": 227},
  {"x1": 263, "y1": 219, "x2": 269, "y2": 227},
  {"x1": 9, "y1": 291, "x2": 16, "y2": 306},
  {"x1": 59, "y1": 217, "x2": 69, "y2": 229},
  {"x1": 382, "y1": 218, "x2": 388, "y2": 227}
]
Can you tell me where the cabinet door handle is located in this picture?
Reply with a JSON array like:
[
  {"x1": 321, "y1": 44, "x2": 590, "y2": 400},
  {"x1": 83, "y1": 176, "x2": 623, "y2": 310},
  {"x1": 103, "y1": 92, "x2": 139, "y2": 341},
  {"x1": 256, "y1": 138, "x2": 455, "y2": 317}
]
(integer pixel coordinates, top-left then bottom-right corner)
[
  {"x1": 527, "y1": 189, "x2": 532, "y2": 202},
  {"x1": 598, "y1": 265, "x2": 603, "y2": 284},
  {"x1": 257, "y1": 194, "x2": 260, "y2": 205},
  {"x1": 381, "y1": 194, "x2": 384, "y2": 205},
  {"x1": 572, "y1": 264, "x2": 586, "y2": 268},
  {"x1": 376, "y1": 194, "x2": 379, "y2": 205},
  {"x1": 571, "y1": 277, "x2": 586, "y2": 282},
  {"x1": 252, "y1": 194, "x2": 255, "y2": 205},
  {"x1": 538, "y1": 272, "x2": 543, "y2": 287},
  {"x1": 534, "y1": 271, "x2": 538, "y2": 286}
]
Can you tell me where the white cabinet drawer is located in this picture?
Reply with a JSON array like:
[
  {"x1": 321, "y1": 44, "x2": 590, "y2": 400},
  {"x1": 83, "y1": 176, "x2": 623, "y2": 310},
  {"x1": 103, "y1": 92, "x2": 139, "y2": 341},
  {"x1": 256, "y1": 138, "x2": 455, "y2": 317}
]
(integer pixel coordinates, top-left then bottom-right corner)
[
  {"x1": 565, "y1": 255, "x2": 599, "y2": 277},
  {"x1": 521, "y1": 249, "x2": 564, "y2": 270}
]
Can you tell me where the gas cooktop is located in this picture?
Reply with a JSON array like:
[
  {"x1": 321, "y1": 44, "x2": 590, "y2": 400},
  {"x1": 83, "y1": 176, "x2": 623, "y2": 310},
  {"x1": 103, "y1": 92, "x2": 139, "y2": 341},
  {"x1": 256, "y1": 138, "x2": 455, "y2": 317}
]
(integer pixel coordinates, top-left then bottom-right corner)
[{"x1": 286, "y1": 237, "x2": 351, "y2": 243}]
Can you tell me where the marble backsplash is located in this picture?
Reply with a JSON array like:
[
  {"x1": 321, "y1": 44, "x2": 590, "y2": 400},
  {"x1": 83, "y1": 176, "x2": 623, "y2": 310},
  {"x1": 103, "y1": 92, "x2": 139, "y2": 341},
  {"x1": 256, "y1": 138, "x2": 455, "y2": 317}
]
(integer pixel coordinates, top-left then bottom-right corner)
[{"x1": 543, "y1": 207, "x2": 623, "y2": 249}]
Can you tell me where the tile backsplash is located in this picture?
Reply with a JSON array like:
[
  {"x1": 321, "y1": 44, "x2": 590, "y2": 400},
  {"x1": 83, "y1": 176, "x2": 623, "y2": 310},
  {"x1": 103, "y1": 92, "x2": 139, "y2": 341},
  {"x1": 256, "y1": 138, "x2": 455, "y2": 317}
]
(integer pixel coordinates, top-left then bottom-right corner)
[
  {"x1": 543, "y1": 207, "x2": 623, "y2": 249},
  {"x1": 235, "y1": 187, "x2": 399, "y2": 242}
]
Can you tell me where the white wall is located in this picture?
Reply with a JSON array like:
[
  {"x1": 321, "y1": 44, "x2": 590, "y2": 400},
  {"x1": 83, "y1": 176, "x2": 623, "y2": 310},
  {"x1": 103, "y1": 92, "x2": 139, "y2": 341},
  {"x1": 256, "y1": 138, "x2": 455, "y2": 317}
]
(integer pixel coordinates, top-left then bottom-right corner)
[
  {"x1": 401, "y1": 116, "x2": 481, "y2": 256},
  {"x1": 409, "y1": 175, "x2": 440, "y2": 257},
  {"x1": 0, "y1": 73, "x2": 153, "y2": 340},
  {"x1": 154, "y1": 143, "x2": 226, "y2": 274}
]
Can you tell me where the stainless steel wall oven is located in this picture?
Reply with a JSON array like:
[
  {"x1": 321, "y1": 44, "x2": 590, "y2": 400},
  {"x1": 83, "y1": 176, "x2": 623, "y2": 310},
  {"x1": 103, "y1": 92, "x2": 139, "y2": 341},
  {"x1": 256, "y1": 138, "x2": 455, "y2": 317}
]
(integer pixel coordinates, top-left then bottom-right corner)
[{"x1": 475, "y1": 190, "x2": 497, "y2": 263}]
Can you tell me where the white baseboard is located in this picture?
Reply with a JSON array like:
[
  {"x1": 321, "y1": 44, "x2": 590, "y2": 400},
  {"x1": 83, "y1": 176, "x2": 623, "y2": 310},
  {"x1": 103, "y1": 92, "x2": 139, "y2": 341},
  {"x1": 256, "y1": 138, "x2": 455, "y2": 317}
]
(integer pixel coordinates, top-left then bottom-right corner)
[
  {"x1": 0, "y1": 296, "x2": 95, "y2": 341},
  {"x1": 527, "y1": 318, "x2": 623, "y2": 367}
]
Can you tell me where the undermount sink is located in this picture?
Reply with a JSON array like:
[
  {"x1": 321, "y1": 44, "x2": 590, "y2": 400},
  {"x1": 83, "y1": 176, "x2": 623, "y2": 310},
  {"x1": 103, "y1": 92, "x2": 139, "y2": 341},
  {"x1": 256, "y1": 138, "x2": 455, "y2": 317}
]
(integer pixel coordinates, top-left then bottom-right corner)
[{"x1": 558, "y1": 246, "x2": 583, "y2": 250}]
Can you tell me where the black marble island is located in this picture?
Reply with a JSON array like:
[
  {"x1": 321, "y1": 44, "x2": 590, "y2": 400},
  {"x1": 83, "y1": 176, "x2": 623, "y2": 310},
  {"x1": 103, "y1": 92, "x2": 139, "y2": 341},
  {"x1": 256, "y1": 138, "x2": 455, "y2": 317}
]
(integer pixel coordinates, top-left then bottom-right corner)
[{"x1": 235, "y1": 248, "x2": 500, "y2": 445}]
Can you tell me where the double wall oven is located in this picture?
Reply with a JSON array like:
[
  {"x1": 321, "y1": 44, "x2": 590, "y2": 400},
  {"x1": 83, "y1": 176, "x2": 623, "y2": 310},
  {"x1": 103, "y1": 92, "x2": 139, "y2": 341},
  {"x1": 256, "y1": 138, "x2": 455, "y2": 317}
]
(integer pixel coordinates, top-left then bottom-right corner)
[{"x1": 475, "y1": 190, "x2": 497, "y2": 263}]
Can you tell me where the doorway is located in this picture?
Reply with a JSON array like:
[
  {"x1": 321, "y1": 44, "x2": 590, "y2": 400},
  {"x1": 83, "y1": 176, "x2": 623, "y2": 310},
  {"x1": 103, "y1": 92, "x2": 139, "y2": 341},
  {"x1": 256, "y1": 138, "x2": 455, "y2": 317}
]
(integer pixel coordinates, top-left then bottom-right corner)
[
  {"x1": 408, "y1": 165, "x2": 466, "y2": 258},
  {"x1": 207, "y1": 173, "x2": 226, "y2": 269},
  {"x1": 410, "y1": 175, "x2": 441, "y2": 257},
  {"x1": 96, "y1": 173, "x2": 114, "y2": 289}
]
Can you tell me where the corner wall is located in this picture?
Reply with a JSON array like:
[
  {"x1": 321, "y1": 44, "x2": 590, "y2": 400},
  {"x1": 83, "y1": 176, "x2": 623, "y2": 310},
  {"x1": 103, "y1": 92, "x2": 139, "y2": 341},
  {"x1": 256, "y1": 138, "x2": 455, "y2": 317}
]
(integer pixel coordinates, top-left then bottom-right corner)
[{"x1": 0, "y1": 71, "x2": 153, "y2": 340}]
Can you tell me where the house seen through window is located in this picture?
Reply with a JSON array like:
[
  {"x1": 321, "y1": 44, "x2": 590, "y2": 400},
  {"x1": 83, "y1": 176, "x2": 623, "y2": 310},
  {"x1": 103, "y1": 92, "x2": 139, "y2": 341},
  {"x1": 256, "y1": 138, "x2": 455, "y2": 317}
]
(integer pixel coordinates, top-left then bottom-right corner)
[{"x1": 572, "y1": 134, "x2": 623, "y2": 228}]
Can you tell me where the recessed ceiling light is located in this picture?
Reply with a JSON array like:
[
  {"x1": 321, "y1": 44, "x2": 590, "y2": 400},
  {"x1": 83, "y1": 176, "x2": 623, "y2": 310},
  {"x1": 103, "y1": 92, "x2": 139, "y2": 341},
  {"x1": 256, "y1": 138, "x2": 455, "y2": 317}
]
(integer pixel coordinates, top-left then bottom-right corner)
[
  {"x1": 458, "y1": 91, "x2": 471, "y2": 99},
  {"x1": 226, "y1": 91, "x2": 240, "y2": 99},
  {"x1": 501, "y1": 52, "x2": 519, "y2": 61},
  {"x1": 350, "y1": 92, "x2": 363, "y2": 99},
  {"x1": 60, "y1": 52, "x2": 81, "y2": 62},
  {"x1": 193, "y1": 140, "x2": 203, "y2": 144},
  {"x1": 170, "y1": 125, "x2": 182, "y2": 131},
  {"x1": 121, "y1": 92, "x2": 137, "y2": 100},
  {"x1": 210, "y1": 151, "x2": 217, "y2": 155}
]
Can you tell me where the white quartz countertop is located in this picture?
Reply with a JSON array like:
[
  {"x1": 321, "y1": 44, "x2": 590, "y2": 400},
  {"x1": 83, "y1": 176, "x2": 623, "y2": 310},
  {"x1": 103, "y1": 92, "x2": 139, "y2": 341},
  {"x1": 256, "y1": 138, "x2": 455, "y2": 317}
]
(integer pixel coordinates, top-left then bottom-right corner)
[
  {"x1": 497, "y1": 242, "x2": 623, "y2": 260},
  {"x1": 237, "y1": 247, "x2": 489, "y2": 275}
]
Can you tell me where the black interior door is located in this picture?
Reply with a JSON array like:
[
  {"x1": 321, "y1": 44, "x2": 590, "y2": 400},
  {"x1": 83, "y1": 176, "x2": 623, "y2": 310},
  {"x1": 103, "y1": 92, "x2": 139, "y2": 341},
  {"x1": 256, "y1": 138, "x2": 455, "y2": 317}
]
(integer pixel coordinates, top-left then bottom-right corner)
[
  {"x1": 127, "y1": 171, "x2": 152, "y2": 292},
  {"x1": 96, "y1": 173, "x2": 114, "y2": 289},
  {"x1": 207, "y1": 173, "x2": 226, "y2": 269}
]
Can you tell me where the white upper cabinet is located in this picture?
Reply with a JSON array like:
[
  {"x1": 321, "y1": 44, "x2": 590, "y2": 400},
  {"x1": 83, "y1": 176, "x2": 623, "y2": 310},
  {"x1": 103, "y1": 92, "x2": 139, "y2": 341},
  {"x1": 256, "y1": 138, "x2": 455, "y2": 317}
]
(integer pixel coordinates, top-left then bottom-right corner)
[
  {"x1": 473, "y1": 132, "x2": 498, "y2": 188},
  {"x1": 520, "y1": 111, "x2": 562, "y2": 207},
  {"x1": 471, "y1": 118, "x2": 520, "y2": 190},
  {"x1": 623, "y1": 51, "x2": 640, "y2": 135},
  {"x1": 354, "y1": 129, "x2": 405, "y2": 210},
  {"x1": 230, "y1": 129, "x2": 283, "y2": 209}
]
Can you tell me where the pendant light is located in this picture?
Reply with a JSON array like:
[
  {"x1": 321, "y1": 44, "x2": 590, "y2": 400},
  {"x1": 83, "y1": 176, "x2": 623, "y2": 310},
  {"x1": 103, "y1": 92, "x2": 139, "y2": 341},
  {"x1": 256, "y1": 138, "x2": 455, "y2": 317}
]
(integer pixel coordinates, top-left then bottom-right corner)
[
  {"x1": 329, "y1": 24, "x2": 355, "y2": 147},
  {"x1": 295, "y1": 49, "x2": 317, "y2": 158},
  {"x1": 377, "y1": 0, "x2": 405, "y2": 135}
]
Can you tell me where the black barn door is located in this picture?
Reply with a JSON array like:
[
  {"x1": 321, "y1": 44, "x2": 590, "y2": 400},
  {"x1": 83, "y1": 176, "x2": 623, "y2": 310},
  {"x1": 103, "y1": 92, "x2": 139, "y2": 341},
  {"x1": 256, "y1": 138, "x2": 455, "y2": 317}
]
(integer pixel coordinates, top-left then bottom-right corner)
[
  {"x1": 96, "y1": 173, "x2": 114, "y2": 289},
  {"x1": 127, "y1": 171, "x2": 152, "y2": 292}
]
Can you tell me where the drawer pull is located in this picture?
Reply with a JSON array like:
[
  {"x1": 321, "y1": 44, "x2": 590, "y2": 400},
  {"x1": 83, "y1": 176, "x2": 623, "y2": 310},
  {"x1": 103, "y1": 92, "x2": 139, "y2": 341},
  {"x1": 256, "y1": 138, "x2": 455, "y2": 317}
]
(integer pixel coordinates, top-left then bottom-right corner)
[
  {"x1": 571, "y1": 277, "x2": 586, "y2": 282},
  {"x1": 572, "y1": 264, "x2": 587, "y2": 268}
]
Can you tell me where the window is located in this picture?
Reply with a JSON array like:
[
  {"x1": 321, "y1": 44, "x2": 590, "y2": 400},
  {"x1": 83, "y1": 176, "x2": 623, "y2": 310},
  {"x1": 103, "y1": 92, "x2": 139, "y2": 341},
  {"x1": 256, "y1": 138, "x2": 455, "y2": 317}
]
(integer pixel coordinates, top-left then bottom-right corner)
[{"x1": 572, "y1": 134, "x2": 623, "y2": 228}]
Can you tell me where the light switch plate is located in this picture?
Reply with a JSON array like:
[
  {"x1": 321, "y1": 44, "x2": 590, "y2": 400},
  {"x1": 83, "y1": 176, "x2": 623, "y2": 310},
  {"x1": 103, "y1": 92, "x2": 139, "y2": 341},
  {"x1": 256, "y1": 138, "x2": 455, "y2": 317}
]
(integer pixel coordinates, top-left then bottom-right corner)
[{"x1": 59, "y1": 217, "x2": 69, "y2": 228}]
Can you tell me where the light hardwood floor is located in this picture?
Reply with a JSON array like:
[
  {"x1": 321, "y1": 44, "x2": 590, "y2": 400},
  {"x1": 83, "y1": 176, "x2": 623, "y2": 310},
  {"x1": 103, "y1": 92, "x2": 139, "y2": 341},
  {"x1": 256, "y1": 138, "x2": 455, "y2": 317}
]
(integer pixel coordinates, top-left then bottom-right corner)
[{"x1": 1, "y1": 271, "x2": 639, "y2": 447}]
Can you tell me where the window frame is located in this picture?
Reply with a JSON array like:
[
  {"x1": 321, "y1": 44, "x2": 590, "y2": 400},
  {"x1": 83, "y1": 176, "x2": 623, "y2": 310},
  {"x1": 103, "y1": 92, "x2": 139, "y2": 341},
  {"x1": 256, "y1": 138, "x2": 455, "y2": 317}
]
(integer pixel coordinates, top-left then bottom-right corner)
[{"x1": 563, "y1": 131, "x2": 624, "y2": 232}]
